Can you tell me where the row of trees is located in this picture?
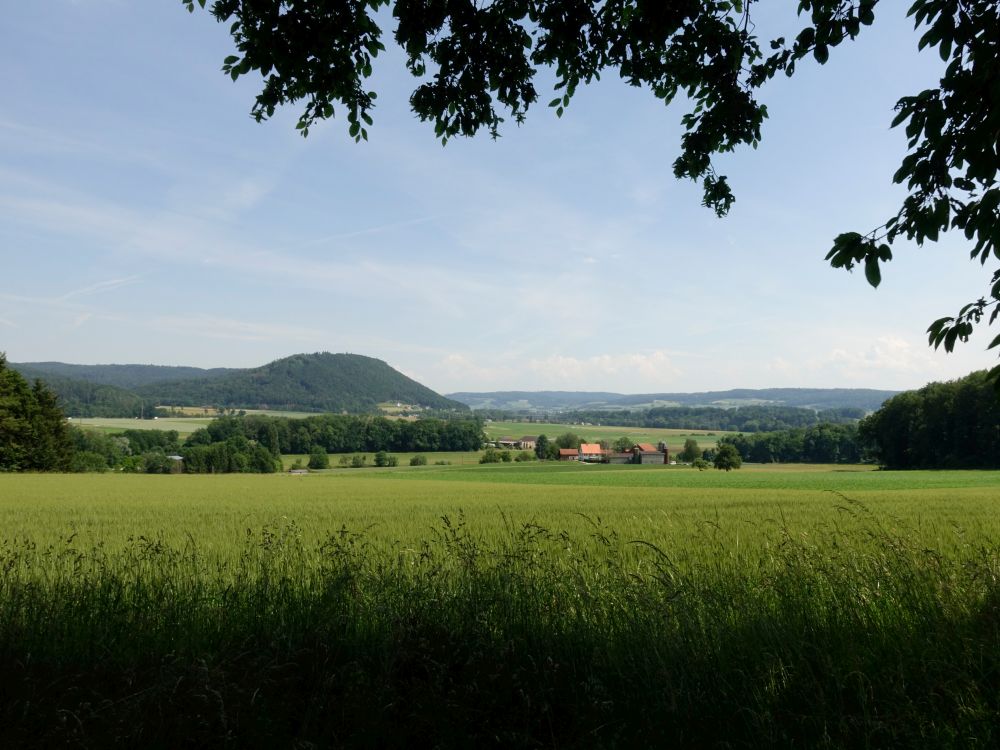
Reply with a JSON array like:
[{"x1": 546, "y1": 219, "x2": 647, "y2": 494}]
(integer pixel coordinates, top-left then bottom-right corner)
[
  {"x1": 640, "y1": 406, "x2": 865, "y2": 432},
  {"x1": 717, "y1": 424, "x2": 862, "y2": 465},
  {"x1": 485, "y1": 405, "x2": 866, "y2": 433},
  {"x1": 185, "y1": 414, "x2": 485, "y2": 456}
]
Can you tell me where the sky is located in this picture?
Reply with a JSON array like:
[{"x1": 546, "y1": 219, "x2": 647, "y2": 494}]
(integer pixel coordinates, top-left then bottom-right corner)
[{"x1": 1, "y1": 2, "x2": 996, "y2": 395}]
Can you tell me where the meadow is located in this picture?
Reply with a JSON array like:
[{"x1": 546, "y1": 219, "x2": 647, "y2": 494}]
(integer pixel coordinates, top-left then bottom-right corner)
[
  {"x1": 1, "y1": 464, "x2": 998, "y2": 746},
  {"x1": 482, "y1": 419, "x2": 729, "y2": 450},
  {"x1": 68, "y1": 415, "x2": 212, "y2": 436}
]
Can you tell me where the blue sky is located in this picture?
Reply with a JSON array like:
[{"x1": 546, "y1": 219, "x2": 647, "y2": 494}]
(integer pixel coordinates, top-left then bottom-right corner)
[{"x1": 1, "y1": 2, "x2": 995, "y2": 394}]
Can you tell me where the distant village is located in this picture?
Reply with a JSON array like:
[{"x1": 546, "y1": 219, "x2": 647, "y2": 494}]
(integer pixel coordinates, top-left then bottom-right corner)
[{"x1": 489, "y1": 436, "x2": 672, "y2": 465}]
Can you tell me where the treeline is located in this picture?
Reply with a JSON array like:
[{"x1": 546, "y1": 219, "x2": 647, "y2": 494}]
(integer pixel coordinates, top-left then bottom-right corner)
[
  {"x1": 860, "y1": 370, "x2": 1000, "y2": 469},
  {"x1": 185, "y1": 414, "x2": 485, "y2": 455},
  {"x1": 72, "y1": 414, "x2": 484, "y2": 474},
  {"x1": 480, "y1": 405, "x2": 866, "y2": 432},
  {"x1": 717, "y1": 423, "x2": 862, "y2": 464},
  {"x1": 70, "y1": 429, "x2": 184, "y2": 473}
]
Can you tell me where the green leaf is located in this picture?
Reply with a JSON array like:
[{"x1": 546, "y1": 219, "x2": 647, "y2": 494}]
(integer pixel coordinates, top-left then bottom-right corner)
[
  {"x1": 864, "y1": 255, "x2": 881, "y2": 288},
  {"x1": 813, "y1": 44, "x2": 829, "y2": 64}
]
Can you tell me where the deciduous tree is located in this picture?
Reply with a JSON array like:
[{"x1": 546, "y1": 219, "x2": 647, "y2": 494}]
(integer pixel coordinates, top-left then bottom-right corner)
[{"x1": 714, "y1": 443, "x2": 743, "y2": 471}]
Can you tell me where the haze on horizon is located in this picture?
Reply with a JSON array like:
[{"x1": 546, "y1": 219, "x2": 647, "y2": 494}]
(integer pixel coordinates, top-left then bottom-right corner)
[{"x1": 2, "y1": 3, "x2": 996, "y2": 395}]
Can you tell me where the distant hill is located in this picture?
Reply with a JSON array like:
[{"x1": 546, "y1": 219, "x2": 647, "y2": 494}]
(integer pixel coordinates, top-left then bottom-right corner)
[
  {"x1": 448, "y1": 388, "x2": 899, "y2": 413},
  {"x1": 14, "y1": 353, "x2": 466, "y2": 415},
  {"x1": 15, "y1": 361, "x2": 236, "y2": 390},
  {"x1": 11, "y1": 364, "x2": 155, "y2": 418},
  {"x1": 139, "y1": 352, "x2": 466, "y2": 412}
]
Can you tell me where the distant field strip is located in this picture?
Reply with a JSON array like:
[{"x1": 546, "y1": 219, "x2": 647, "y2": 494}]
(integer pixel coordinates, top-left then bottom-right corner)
[
  {"x1": 69, "y1": 417, "x2": 212, "y2": 435},
  {"x1": 483, "y1": 420, "x2": 730, "y2": 448}
]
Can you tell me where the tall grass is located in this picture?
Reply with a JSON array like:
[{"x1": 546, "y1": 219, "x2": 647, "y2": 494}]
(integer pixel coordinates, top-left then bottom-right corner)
[{"x1": 1, "y1": 500, "x2": 997, "y2": 747}]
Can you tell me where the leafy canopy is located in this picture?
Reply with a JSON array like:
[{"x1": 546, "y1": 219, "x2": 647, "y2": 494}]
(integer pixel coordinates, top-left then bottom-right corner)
[{"x1": 183, "y1": 0, "x2": 1000, "y2": 380}]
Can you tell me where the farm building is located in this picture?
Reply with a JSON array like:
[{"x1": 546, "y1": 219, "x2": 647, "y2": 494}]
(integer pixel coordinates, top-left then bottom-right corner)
[
  {"x1": 633, "y1": 443, "x2": 666, "y2": 464},
  {"x1": 579, "y1": 443, "x2": 604, "y2": 462},
  {"x1": 496, "y1": 437, "x2": 520, "y2": 448},
  {"x1": 518, "y1": 436, "x2": 538, "y2": 450},
  {"x1": 606, "y1": 452, "x2": 633, "y2": 465},
  {"x1": 557, "y1": 448, "x2": 579, "y2": 461}
]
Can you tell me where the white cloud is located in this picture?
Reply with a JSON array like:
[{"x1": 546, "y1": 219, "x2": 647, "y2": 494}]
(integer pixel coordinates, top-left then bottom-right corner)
[
  {"x1": 824, "y1": 336, "x2": 940, "y2": 380},
  {"x1": 428, "y1": 349, "x2": 683, "y2": 392}
]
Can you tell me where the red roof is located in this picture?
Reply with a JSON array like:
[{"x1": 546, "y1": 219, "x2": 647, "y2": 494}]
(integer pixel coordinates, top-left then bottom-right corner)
[
  {"x1": 558, "y1": 448, "x2": 578, "y2": 456},
  {"x1": 579, "y1": 443, "x2": 603, "y2": 455},
  {"x1": 635, "y1": 443, "x2": 658, "y2": 453}
]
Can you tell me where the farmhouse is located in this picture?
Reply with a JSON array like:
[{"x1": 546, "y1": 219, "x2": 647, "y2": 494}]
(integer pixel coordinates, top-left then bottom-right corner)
[
  {"x1": 518, "y1": 436, "x2": 538, "y2": 450},
  {"x1": 579, "y1": 443, "x2": 604, "y2": 462},
  {"x1": 557, "y1": 448, "x2": 579, "y2": 461}
]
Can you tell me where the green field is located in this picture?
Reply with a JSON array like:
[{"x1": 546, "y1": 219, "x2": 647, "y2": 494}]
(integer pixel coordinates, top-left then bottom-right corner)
[
  {"x1": 2, "y1": 464, "x2": 998, "y2": 553},
  {"x1": 281, "y1": 450, "x2": 487, "y2": 470},
  {"x1": 483, "y1": 419, "x2": 730, "y2": 450},
  {"x1": 2, "y1": 464, "x2": 998, "y2": 746},
  {"x1": 68, "y1": 416, "x2": 212, "y2": 436}
]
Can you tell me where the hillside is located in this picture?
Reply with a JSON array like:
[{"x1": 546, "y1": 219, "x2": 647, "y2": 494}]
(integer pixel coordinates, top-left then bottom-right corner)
[
  {"x1": 11, "y1": 364, "x2": 155, "y2": 418},
  {"x1": 14, "y1": 361, "x2": 236, "y2": 390},
  {"x1": 13, "y1": 353, "x2": 465, "y2": 415},
  {"x1": 448, "y1": 388, "x2": 899, "y2": 413},
  {"x1": 136, "y1": 353, "x2": 466, "y2": 412}
]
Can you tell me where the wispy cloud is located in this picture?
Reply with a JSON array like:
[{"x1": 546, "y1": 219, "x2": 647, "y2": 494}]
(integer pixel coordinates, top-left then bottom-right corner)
[
  {"x1": 151, "y1": 314, "x2": 326, "y2": 343},
  {"x1": 59, "y1": 275, "x2": 141, "y2": 300}
]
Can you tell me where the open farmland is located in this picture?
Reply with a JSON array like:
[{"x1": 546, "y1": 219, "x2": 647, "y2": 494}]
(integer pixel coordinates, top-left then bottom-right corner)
[
  {"x1": 483, "y1": 419, "x2": 731, "y2": 451},
  {"x1": 68, "y1": 416, "x2": 212, "y2": 436},
  {"x1": 1, "y1": 464, "x2": 998, "y2": 746}
]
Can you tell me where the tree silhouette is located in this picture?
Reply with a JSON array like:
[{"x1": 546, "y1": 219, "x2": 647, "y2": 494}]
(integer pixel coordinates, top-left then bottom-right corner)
[{"x1": 183, "y1": 1, "x2": 1000, "y2": 379}]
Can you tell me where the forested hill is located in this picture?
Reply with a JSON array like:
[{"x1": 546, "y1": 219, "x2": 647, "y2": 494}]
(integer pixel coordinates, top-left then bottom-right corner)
[
  {"x1": 13, "y1": 361, "x2": 236, "y2": 389},
  {"x1": 449, "y1": 388, "x2": 899, "y2": 413},
  {"x1": 136, "y1": 353, "x2": 466, "y2": 412},
  {"x1": 11, "y1": 364, "x2": 156, "y2": 418},
  {"x1": 13, "y1": 353, "x2": 465, "y2": 415}
]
